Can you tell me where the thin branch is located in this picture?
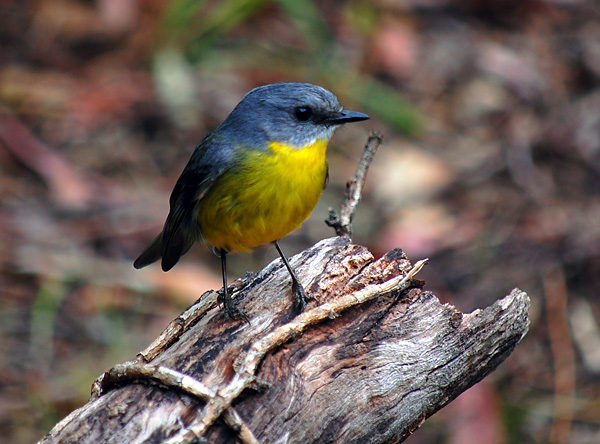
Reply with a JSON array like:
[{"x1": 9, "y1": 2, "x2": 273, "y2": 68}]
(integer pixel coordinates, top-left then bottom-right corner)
[
  {"x1": 327, "y1": 131, "x2": 384, "y2": 236},
  {"x1": 92, "y1": 362, "x2": 261, "y2": 444}
]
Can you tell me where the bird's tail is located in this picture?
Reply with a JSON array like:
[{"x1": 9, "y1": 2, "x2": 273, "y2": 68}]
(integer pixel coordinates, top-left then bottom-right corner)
[{"x1": 133, "y1": 233, "x2": 163, "y2": 269}]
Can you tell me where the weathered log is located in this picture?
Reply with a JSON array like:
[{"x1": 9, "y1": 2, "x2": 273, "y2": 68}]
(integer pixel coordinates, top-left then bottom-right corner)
[{"x1": 38, "y1": 236, "x2": 530, "y2": 444}]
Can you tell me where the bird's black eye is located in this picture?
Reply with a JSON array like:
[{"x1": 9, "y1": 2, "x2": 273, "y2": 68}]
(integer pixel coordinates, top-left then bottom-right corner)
[{"x1": 294, "y1": 106, "x2": 312, "y2": 121}]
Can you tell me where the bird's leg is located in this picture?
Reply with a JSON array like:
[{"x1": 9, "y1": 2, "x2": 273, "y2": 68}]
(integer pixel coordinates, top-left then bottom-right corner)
[
  {"x1": 273, "y1": 240, "x2": 310, "y2": 311},
  {"x1": 220, "y1": 249, "x2": 249, "y2": 322}
]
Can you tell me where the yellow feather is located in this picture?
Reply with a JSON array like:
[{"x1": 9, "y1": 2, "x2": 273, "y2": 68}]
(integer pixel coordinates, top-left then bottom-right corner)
[{"x1": 196, "y1": 139, "x2": 329, "y2": 252}]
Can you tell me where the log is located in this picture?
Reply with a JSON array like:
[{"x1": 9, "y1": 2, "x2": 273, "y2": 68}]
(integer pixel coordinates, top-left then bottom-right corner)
[{"x1": 38, "y1": 236, "x2": 530, "y2": 444}]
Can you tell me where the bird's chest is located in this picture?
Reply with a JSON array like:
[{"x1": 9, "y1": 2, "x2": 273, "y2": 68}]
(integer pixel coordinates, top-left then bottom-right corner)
[
  {"x1": 257, "y1": 139, "x2": 328, "y2": 197},
  {"x1": 197, "y1": 139, "x2": 329, "y2": 251}
]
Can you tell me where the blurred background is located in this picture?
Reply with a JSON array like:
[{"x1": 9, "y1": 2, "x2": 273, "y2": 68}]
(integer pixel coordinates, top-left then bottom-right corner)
[{"x1": 1, "y1": 0, "x2": 600, "y2": 443}]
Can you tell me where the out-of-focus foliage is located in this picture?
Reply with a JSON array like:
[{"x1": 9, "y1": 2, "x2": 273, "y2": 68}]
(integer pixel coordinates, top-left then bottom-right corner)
[
  {"x1": 1, "y1": 0, "x2": 600, "y2": 443},
  {"x1": 158, "y1": 0, "x2": 421, "y2": 133}
]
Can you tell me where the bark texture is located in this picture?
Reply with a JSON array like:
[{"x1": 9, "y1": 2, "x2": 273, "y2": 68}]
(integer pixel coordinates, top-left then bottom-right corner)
[{"x1": 38, "y1": 236, "x2": 530, "y2": 444}]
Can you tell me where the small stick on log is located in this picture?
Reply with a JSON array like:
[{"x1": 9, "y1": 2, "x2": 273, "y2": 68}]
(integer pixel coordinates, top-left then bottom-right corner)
[{"x1": 327, "y1": 130, "x2": 383, "y2": 236}]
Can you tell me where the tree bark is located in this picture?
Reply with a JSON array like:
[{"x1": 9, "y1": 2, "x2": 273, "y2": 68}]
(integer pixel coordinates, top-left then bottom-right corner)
[{"x1": 38, "y1": 236, "x2": 530, "y2": 444}]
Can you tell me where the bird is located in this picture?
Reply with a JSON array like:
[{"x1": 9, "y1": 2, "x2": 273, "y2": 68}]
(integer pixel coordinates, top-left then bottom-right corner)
[{"x1": 133, "y1": 82, "x2": 369, "y2": 318}]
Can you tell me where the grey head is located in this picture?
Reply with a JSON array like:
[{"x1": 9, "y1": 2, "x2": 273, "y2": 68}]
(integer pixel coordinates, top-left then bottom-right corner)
[{"x1": 217, "y1": 82, "x2": 369, "y2": 149}]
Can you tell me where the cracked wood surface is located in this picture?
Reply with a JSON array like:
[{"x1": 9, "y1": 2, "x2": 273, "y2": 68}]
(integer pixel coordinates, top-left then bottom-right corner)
[{"x1": 38, "y1": 236, "x2": 530, "y2": 444}]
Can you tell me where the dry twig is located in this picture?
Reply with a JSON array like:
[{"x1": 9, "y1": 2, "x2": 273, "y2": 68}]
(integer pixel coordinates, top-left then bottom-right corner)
[{"x1": 326, "y1": 130, "x2": 383, "y2": 236}]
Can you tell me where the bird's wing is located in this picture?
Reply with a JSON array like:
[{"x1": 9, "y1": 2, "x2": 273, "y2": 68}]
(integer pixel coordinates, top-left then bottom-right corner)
[
  {"x1": 134, "y1": 134, "x2": 233, "y2": 271},
  {"x1": 159, "y1": 163, "x2": 225, "y2": 271}
]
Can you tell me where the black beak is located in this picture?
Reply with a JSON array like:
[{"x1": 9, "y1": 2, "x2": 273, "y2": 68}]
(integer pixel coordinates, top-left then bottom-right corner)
[{"x1": 325, "y1": 110, "x2": 369, "y2": 125}]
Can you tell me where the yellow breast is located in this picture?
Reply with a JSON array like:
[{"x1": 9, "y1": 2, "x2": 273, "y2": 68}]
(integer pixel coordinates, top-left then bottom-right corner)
[{"x1": 196, "y1": 139, "x2": 329, "y2": 252}]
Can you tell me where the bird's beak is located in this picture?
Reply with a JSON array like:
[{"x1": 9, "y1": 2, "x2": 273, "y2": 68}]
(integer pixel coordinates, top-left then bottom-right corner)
[{"x1": 325, "y1": 110, "x2": 369, "y2": 124}]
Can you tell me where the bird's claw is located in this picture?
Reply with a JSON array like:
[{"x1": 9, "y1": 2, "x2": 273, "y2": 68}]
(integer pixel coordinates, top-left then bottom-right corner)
[{"x1": 292, "y1": 281, "x2": 312, "y2": 312}]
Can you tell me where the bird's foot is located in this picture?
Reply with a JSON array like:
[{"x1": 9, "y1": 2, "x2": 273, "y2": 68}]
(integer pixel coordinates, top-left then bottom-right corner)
[
  {"x1": 291, "y1": 280, "x2": 313, "y2": 313},
  {"x1": 219, "y1": 289, "x2": 250, "y2": 324}
]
